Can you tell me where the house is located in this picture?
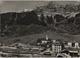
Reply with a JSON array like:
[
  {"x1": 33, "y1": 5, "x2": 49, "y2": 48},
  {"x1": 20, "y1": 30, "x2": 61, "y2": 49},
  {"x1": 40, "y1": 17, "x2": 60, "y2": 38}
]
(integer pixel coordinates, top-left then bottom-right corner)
[
  {"x1": 64, "y1": 41, "x2": 80, "y2": 48},
  {"x1": 52, "y1": 41, "x2": 62, "y2": 56},
  {"x1": 68, "y1": 42, "x2": 72, "y2": 47},
  {"x1": 52, "y1": 40, "x2": 56, "y2": 43},
  {"x1": 74, "y1": 42, "x2": 79, "y2": 48},
  {"x1": 36, "y1": 35, "x2": 52, "y2": 47},
  {"x1": 61, "y1": 48, "x2": 79, "y2": 57},
  {"x1": 68, "y1": 48, "x2": 79, "y2": 57}
]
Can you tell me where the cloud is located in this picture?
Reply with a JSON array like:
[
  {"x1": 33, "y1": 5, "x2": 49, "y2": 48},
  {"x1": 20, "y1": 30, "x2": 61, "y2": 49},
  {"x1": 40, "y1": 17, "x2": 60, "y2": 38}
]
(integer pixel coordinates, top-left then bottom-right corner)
[{"x1": 0, "y1": 0, "x2": 3, "y2": 4}]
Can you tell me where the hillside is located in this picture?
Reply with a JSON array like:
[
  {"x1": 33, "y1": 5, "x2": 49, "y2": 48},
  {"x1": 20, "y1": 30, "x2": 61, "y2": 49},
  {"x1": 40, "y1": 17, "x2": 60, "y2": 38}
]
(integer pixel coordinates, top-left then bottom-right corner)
[
  {"x1": 1, "y1": 30, "x2": 80, "y2": 45},
  {"x1": 1, "y1": 10, "x2": 80, "y2": 36}
]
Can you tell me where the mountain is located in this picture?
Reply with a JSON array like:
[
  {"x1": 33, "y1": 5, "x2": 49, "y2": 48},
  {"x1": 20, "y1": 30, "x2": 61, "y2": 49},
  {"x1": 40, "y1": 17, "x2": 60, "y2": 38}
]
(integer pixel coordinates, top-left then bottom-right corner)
[
  {"x1": 1, "y1": 9, "x2": 80, "y2": 37},
  {"x1": 1, "y1": 1, "x2": 80, "y2": 38},
  {"x1": 1, "y1": 1, "x2": 80, "y2": 45}
]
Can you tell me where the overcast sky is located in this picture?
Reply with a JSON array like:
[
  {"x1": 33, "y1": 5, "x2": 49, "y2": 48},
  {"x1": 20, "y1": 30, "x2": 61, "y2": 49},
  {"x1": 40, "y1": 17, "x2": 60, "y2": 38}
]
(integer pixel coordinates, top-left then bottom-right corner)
[
  {"x1": 0, "y1": 1, "x2": 80, "y2": 12},
  {"x1": 0, "y1": 1, "x2": 48, "y2": 12}
]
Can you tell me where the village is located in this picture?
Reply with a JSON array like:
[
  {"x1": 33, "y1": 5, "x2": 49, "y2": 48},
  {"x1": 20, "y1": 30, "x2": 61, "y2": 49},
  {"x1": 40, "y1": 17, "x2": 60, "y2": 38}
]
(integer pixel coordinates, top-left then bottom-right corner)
[
  {"x1": 1, "y1": 1, "x2": 80, "y2": 58},
  {"x1": 0, "y1": 35, "x2": 80, "y2": 57}
]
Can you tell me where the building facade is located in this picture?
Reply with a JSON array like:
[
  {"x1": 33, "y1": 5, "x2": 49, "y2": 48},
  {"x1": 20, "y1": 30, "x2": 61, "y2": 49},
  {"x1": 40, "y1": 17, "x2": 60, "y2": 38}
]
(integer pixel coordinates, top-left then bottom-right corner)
[{"x1": 52, "y1": 42, "x2": 62, "y2": 54}]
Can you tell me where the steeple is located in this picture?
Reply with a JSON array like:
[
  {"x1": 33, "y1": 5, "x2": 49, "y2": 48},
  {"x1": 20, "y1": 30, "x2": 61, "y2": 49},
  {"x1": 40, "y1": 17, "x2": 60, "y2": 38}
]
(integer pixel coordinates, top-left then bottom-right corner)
[{"x1": 46, "y1": 35, "x2": 48, "y2": 40}]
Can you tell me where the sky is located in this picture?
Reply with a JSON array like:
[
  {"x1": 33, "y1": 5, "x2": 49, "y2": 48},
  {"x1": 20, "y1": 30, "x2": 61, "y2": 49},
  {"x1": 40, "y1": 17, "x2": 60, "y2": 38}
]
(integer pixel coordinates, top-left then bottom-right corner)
[
  {"x1": 0, "y1": 1, "x2": 48, "y2": 12},
  {"x1": 0, "y1": 0, "x2": 80, "y2": 13}
]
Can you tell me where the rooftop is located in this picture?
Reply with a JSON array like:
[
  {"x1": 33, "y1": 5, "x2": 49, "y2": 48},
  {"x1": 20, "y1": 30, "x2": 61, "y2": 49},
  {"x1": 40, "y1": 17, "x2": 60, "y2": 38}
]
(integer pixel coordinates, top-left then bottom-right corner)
[{"x1": 53, "y1": 42, "x2": 61, "y2": 46}]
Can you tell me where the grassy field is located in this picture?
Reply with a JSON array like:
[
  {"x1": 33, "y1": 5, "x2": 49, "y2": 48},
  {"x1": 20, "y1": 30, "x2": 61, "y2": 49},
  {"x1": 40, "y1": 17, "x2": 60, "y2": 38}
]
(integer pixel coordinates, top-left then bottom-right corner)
[{"x1": 1, "y1": 30, "x2": 80, "y2": 46}]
